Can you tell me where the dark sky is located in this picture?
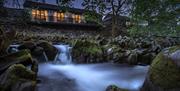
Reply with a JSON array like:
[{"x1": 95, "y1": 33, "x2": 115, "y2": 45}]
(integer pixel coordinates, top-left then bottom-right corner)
[
  {"x1": 4, "y1": 0, "x2": 84, "y2": 9},
  {"x1": 41, "y1": 0, "x2": 84, "y2": 9}
]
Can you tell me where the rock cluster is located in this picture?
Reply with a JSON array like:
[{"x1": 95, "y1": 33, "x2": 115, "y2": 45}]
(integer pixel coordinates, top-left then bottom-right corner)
[
  {"x1": 72, "y1": 39, "x2": 103, "y2": 63},
  {"x1": 71, "y1": 35, "x2": 179, "y2": 65},
  {"x1": 0, "y1": 29, "x2": 37, "y2": 91},
  {"x1": 18, "y1": 40, "x2": 58, "y2": 62}
]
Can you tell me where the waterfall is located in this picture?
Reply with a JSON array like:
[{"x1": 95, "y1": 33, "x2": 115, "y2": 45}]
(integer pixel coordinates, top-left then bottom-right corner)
[
  {"x1": 54, "y1": 45, "x2": 72, "y2": 64},
  {"x1": 42, "y1": 52, "x2": 48, "y2": 62}
]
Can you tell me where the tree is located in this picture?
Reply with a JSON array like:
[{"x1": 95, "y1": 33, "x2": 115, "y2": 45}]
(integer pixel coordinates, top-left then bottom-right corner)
[
  {"x1": 57, "y1": 0, "x2": 133, "y2": 36},
  {"x1": 83, "y1": 0, "x2": 132, "y2": 37},
  {"x1": 131, "y1": 0, "x2": 179, "y2": 36},
  {"x1": 105, "y1": 0, "x2": 132, "y2": 36},
  {"x1": 57, "y1": 0, "x2": 74, "y2": 7},
  {"x1": 0, "y1": 0, "x2": 4, "y2": 8},
  {"x1": 82, "y1": 0, "x2": 105, "y2": 24}
]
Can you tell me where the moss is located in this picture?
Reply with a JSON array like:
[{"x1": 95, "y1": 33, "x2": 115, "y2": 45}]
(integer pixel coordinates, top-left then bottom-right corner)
[
  {"x1": 8, "y1": 64, "x2": 36, "y2": 80},
  {"x1": 73, "y1": 40, "x2": 102, "y2": 55},
  {"x1": 167, "y1": 45, "x2": 180, "y2": 53},
  {"x1": 149, "y1": 46, "x2": 180, "y2": 89},
  {"x1": 1, "y1": 64, "x2": 36, "y2": 91},
  {"x1": 6, "y1": 49, "x2": 32, "y2": 60}
]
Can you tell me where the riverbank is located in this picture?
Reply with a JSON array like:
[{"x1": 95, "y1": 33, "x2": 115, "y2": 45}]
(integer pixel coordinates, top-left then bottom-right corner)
[{"x1": 0, "y1": 24, "x2": 180, "y2": 91}]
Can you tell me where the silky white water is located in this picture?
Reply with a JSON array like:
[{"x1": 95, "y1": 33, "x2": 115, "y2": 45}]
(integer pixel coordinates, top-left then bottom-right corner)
[
  {"x1": 37, "y1": 45, "x2": 149, "y2": 91},
  {"x1": 38, "y1": 63, "x2": 148, "y2": 91}
]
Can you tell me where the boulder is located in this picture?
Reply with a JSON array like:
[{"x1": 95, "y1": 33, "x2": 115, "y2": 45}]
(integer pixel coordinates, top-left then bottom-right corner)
[
  {"x1": 0, "y1": 49, "x2": 33, "y2": 73},
  {"x1": 106, "y1": 85, "x2": 129, "y2": 91},
  {"x1": 18, "y1": 41, "x2": 48, "y2": 62},
  {"x1": 31, "y1": 46, "x2": 44, "y2": 57},
  {"x1": 37, "y1": 41, "x2": 58, "y2": 61},
  {"x1": 18, "y1": 41, "x2": 36, "y2": 51},
  {"x1": 141, "y1": 46, "x2": 180, "y2": 91},
  {"x1": 0, "y1": 64, "x2": 36, "y2": 91},
  {"x1": 139, "y1": 52, "x2": 156, "y2": 65},
  {"x1": 72, "y1": 39, "x2": 103, "y2": 63}
]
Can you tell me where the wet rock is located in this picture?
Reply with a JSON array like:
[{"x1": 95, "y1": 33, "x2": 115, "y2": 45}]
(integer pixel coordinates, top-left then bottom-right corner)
[
  {"x1": 127, "y1": 50, "x2": 138, "y2": 65},
  {"x1": 31, "y1": 46, "x2": 44, "y2": 56},
  {"x1": 0, "y1": 64, "x2": 36, "y2": 91},
  {"x1": 18, "y1": 41, "x2": 36, "y2": 51},
  {"x1": 72, "y1": 39, "x2": 103, "y2": 63},
  {"x1": 37, "y1": 41, "x2": 58, "y2": 61},
  {"x1": 0, "y1": 49, "x2": 33, "y2": 73},
  {"x1": 141, "y1": 46, "x2": 180, "y2": 91},
  {"x1": 139, "y1": 52, "x2": 156, "y2": 65},
  {"x1": 106, "y1": 85, "x2": 129, "y2": 91}
]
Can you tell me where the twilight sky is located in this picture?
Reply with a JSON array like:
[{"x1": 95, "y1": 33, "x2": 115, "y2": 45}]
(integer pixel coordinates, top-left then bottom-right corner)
[{"x1": 4, "y1": 0, "x2": 84, "y2": 9}]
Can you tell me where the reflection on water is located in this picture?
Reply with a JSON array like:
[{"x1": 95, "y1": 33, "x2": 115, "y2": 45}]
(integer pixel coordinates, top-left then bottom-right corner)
[{"x1": 38, "y1": 63, "x2": 148, "y2": 91}]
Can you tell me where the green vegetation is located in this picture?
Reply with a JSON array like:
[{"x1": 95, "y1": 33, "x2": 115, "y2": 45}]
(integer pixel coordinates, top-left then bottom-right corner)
[
  {"x1": 130, "y1": 0, "x2": 179, "y2": 37},
  {"x1": 84, "y1": 11, "x2": 102, "y2": 25},
  {"x1": 149, "y1": 46, "x2": 180, "y2": 89},
  {"x1": 73, "y1": 40, "x2": 102, "y2": 55}
]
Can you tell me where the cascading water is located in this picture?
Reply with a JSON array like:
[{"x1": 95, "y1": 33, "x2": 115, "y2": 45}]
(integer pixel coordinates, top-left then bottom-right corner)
[
  {"x1": 54, "y1": 45, "x2": 72, "y2": 64},
  {"x1": 8, "y1": 44, "x2": 149, "y2": 91},
  {"x1": 37, "y1": 44, "x2": 149, "y2": 91}
]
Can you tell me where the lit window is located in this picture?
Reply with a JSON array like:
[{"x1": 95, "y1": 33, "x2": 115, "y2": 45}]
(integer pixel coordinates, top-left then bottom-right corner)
[
  {"x1": 56, "y1": 12, "x2": 65, "y2": 22},
  {"x1": 73, "y1": 14, "x2": 81, "y2": 23},
  {"x1": 31, "y1": 9, "x2": 48, "y2": 21}
]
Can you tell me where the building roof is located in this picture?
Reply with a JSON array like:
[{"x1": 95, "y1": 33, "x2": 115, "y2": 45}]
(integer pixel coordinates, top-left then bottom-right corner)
[
  {"x1": 102, "y1": 14, "x2": 130, "y2": 22},
  {"x1": 23, "y1": 0, "x2": 87, "y2": 14}
]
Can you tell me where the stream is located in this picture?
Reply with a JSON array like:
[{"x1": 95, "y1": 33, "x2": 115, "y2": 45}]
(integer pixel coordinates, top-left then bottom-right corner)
[
  {"x1": 36, "y1": 45, "x2": 149, "y2": 91},
  {"x1": 9, "y1": 44, "x2": 149, "y2": 91}
]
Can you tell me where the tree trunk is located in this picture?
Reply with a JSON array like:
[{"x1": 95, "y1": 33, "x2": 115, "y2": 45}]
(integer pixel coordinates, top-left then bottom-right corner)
[{"x1": 111, "y1": 13, "x2": 116, "y2": 37}]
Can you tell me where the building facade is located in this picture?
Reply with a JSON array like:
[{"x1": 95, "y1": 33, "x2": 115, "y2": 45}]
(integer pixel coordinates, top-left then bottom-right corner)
[{"x1": 24, "y1": 0, "x2": 89, "y2": 24}]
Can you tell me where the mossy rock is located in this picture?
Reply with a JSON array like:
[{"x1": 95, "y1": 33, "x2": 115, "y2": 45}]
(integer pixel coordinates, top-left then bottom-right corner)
[
  {"x1": 72, "y1": 39, "x2": 103, "y2": 63},
  {"x1": 18, "y1": 41, "x2": 36, "y2": 51},
  {"x1": 106, "y1": 85, "x2": 129, "y2": 91},
  {"x1": 37, "y1": 41, "x2": 58, "y2": 61},
  {"x1": 73, "y1": 40, "x2": 103, "y2": 55},
  {"x1": 0, "y1": 49, "x2": 33, "y2": 72},
  {"x1": 0, "y1": 64, "x2": 36, "y2": 91},
  {"x1": 149, "y1": 45, "x2": 180, "y2": 89},
  {"x1": 6, "y1": 64, "x2": 36, "y2": 80}
]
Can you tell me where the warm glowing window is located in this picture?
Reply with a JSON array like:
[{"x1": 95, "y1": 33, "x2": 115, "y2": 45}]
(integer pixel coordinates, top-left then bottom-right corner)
[
  {"x1": 32, "y1": 9, "x2": 48, "y2": 21},
  {"x1": 73, "y1": 15, "x2": 81, "y2": 23},
  {"x1": 56, "y1": 12, "x2": 64, "y2": 22}
]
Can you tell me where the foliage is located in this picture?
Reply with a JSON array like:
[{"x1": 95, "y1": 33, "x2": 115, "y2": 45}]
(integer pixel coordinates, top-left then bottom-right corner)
[
  {"x1": 131, "y1": 0, "x2": 179, "y2": 37},
  {"x1": 83, "y1": 0, "x2": 132, "y2": 37},
  {"x1": 0, "y1": 27, "x2": 16, "y2": 55},
  {"x1": 82, "y1": 0, "x2": 106, "y2": 14},
  {"x1": 0, "y1": 0, "x2": 4, "y2": 7},
  {"x1": 0, "y1": 0, "x2": 6, "y2": 16},
  {"x1": 57, "y1": 0, "x2": 74, "y2": 7},
  {"x1": 15, "y1": 9, "x2": 31, "y2": 27},
  {"x1": 128, "y1": 26, "x2": 180, "y2": 37},
  {"x1": 83, "y1": 11, "x2": 102, "y2": 24}
]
